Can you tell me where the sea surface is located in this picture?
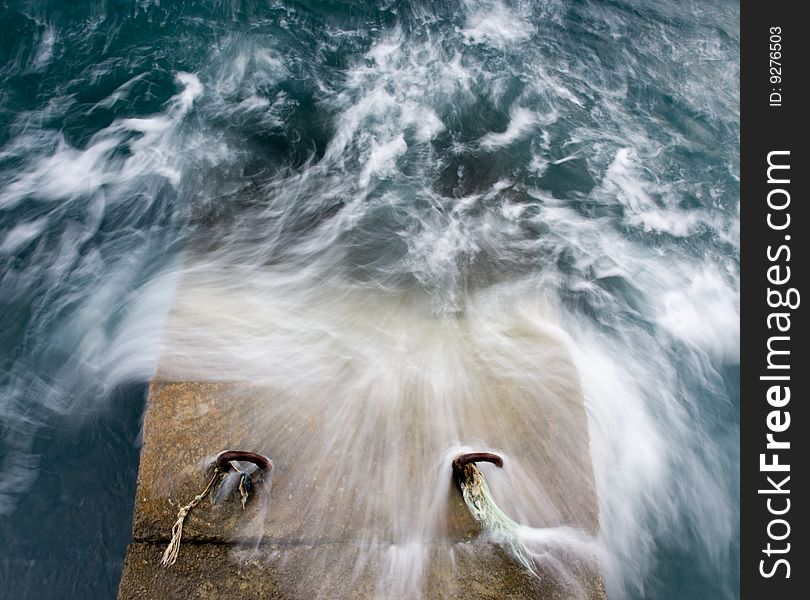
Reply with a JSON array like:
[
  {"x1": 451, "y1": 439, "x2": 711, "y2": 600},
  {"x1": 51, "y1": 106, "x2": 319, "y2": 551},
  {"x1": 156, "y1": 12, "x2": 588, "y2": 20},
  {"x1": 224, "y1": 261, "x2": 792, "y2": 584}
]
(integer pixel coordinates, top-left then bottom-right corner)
[{"x1": 0, "y1": 1, "x2": 739, "y2": 598}]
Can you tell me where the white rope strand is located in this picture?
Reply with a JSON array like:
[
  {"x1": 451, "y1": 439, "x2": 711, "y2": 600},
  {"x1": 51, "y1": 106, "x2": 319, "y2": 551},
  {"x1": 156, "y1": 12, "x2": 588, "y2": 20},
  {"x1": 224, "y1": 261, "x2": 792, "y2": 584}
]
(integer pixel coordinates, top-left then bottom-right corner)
[{"x1": 161, "y1": 470, "x2": 221, "y2": 567}]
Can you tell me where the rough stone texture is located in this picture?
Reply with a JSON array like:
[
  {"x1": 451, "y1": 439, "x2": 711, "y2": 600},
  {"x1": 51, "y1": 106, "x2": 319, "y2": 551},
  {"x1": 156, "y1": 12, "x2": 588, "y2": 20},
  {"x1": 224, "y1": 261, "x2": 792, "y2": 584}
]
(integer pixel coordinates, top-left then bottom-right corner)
[
  {"x1": 132, "y1": 381, "x2": 491, "y2": 544},
  {"x1": 121, "y1": 264, "x2": 609, "y2": 600},
  {"x1": 119, "y1": 379, "x2": 606, "y2": 598},
  {"x1": 130, "y1": 378, "x2": 600, "y2": 541},
  {"x1": 119, "y1": 542, "x2": 605, "y2": 599}
]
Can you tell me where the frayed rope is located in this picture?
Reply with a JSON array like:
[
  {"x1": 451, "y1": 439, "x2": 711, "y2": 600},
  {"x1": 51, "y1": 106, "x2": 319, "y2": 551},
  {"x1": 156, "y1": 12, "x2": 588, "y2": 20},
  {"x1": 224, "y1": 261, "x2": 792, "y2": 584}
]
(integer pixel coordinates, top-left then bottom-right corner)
[{"x1": 161, "y1": 469, "x2": 221, "y2": 566}]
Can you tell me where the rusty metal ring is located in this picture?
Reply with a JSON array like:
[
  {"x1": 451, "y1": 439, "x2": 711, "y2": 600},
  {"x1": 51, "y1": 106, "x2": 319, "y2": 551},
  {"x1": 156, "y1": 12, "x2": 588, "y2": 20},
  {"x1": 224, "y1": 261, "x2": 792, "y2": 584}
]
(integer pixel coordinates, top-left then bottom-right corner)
[
  {"x1": 452, "y1": 452, "x2": 504, "y2": 471},
  {"x1": 452, "y1": 451, "x2": 504, "y2": 488},
  {"x1": 215, "y1": 450, "x2": 273, "y2": 475}
]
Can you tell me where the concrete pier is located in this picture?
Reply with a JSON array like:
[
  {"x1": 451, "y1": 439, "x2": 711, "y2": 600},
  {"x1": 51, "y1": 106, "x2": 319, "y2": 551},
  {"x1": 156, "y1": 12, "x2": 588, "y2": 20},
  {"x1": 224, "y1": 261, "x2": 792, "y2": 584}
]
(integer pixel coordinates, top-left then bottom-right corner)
[
  {"x1": 118, "y1": 378, "x2": 605, "y2": 598},
  {"x1": 117, "y1": 275, "x2": 606, "y2": 598}
]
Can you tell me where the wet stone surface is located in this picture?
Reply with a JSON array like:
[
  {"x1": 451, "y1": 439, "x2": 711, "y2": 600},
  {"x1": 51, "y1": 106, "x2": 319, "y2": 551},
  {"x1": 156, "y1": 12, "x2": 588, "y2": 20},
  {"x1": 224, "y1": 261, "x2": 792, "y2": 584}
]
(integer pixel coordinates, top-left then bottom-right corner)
[
  {"x1": 131, "y1": 381, "x2": 484, "y2": 544},
  {"x1": 118, "y1": 541, "x2": 605, "y2": 599},
  {"x1": 120, "y1": 379, "x2": 605, "y2": 598}
]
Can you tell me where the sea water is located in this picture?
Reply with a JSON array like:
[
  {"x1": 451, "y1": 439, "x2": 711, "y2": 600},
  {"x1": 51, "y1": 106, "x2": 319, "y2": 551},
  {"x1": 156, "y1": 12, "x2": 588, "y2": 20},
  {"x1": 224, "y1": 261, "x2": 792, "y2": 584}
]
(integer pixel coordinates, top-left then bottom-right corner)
[{"x1": 0, "y1": 1, "x2": 739, "y2": 598}]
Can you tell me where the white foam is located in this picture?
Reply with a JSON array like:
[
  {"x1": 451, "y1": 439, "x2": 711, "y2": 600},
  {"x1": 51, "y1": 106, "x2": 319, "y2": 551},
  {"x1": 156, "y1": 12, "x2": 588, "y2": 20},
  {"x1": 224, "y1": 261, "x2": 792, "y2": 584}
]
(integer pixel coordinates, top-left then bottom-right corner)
[
  {"x1": 599, "y1": 147, "x2": 703, "y2": 236},
  {"x1": 358, "y1": 134, "x2": 408, "y2": 188},
  {"x1": 31, "y1": 25, "x2": 56, "y2": 71},
  {"x1": 657, "y1": 266, "x2": 740, "y2": 362},
  {"x1": 462, "y1": 0, "x2": 534, "y2": 48},
  {"x1": 0, "y1": 72, "x2": 203, "y2": 210},
  {"x1": 0, "y1": 218, "x2": 48, "y2": 255},
  {"x1": 479, "y1": 107, "x2": 541, "y2": 150}
]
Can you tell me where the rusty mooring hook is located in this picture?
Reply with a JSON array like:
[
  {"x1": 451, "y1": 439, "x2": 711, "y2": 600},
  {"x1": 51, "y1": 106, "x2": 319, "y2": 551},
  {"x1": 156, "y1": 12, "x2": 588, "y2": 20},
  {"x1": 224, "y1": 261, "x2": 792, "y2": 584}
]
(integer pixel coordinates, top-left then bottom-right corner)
[
  {"x1": 215, "y1": 450, "x2": 273, "y2": 473},
  {"x1": 161, "y1": 449, "x2": 274, "y2": 567},
  {"x1": 451, "y1": 451, "x2": 537, "y2": 575},
  {"x1": 452, "y1": 451, "x2": 504, "y2": 490},
  {"x1": 215, "y1": 450, "x2": 273, "y2": 509}
]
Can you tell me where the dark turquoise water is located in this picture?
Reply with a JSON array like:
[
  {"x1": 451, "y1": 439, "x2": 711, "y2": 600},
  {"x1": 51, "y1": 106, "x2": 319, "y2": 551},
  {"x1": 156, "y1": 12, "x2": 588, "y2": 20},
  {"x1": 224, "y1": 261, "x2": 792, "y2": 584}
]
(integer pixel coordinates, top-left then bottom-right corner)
[{"x1": 1, "y1": 1, "x2": 738, "y2": 598}]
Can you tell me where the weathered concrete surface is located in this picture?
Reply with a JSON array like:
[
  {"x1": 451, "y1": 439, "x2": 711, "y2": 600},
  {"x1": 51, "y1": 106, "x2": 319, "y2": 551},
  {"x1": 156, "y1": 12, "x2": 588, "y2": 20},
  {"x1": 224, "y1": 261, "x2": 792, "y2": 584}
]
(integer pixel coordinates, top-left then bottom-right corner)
[
  {"x1": 119, "y1": 541, "x2": 605, "y2": 599},
  {"x1": 119, "y1": 378, "x2": 605, "y2": 598},
  {"x1": 131, "y1": 380, "x2": 480, "y2": 543},
  {"x1": 119, "y1": 276, "x2": 605, "y2": 598},
  {"x1": 131, "y1": 378, "x2": 598, "y2": 543}
]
